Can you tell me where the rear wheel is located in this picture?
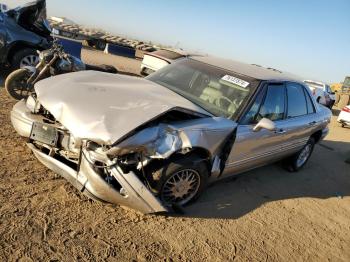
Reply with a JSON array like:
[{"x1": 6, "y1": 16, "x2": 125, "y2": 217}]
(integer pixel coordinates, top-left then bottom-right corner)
[
  {"x1": 151, "y1": 156, "x2": 209, "y2": 206},
  {"x1": 285, "y1": 137, "x2": 315, "y2": 172},
  {"x1": 5, "y1": 69, "x2": 33, "y2": 100},
  {"x1": 11, "y1": 48, "x2": 39, "y2": 69}
]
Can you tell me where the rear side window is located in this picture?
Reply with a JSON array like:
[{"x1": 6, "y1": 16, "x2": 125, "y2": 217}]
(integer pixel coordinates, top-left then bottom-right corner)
[
  {"x1": 258, "y1": 84, "x2": 285, "y2": 121},
  {"x1": 287, "y1": 83, "x2": 308, "y2": 118}
]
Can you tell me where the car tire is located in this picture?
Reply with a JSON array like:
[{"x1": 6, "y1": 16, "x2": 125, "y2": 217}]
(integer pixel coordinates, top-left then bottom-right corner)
[
  {"x1": 285, "y1": 137, "x2": 315, "y2": 172},
  {"x1": 150, "y1": 155, "x2": 209, "y2": 207},
  {"x1": 11, "y1": 48, "x2": 39, "y2": 69}
]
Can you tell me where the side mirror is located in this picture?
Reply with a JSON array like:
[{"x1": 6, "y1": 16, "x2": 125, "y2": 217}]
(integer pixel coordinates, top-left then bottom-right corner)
[{"x1": 253, "y1": 118, "x2": 276, "y2": 132}]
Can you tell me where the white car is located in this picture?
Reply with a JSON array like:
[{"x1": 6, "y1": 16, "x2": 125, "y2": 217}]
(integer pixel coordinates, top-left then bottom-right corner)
[
  {"x1": 338, "y1": 106, "x2": 350, "y2": 127},
  {"x1": 0, "y1": 3, "x2": 7, "y2": 12},
  {"x1": 304, "y1": 80, "x2": 335, "y2": 109},
  {"x1": 140, "y1": 49, "x2": 188, "y2": 76}
]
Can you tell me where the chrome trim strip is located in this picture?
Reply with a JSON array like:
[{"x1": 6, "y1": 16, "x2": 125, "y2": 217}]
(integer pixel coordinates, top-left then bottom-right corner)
[{"x1": 226, "y1": 138, "x2": 308, "y2": 168}]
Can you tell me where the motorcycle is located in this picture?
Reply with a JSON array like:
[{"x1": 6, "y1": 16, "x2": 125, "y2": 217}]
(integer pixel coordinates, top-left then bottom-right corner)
[{"x1": 5, "y1": 40, "x2": 118, "y2": 100}]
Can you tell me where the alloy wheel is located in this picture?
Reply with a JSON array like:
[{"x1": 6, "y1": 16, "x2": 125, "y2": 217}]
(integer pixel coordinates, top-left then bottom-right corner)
[
  {"x1": 161, "y1": 169, "x2": 201, "y2": 206},
  {"x1": 296, "y1": 144, "x2": 312, "y2": 168},
  {"x1": 19, "y1": 55, "x2": 39, "y2": 68}
]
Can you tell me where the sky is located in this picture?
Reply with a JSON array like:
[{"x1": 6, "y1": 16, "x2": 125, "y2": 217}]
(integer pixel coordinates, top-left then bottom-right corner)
[{"x1": 3, "y1": 0, "x2": 350, "y2": 83}]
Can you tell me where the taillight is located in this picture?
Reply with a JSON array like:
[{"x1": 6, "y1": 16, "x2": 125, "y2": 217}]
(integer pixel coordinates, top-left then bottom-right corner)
[{"x1": 342, "y1": 107, "x2": 350, "y2": 113}]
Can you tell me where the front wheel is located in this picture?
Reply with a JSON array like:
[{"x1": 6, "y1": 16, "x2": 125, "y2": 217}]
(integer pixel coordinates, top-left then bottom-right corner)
[
  {"x1": 285, "y1": 137, "x2": 315, "y2": 172},
  {"x1": 5, "y1": 69, "x2": 34, "y2": 100},
  {"x1": 150, "y1": 155, "x2": 209, "y2": 207}
]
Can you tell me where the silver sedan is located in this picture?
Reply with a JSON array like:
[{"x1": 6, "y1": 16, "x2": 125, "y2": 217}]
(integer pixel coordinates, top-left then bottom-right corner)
[{"x1": 10, "y1": 56, "x2": 331, "y2": 213}]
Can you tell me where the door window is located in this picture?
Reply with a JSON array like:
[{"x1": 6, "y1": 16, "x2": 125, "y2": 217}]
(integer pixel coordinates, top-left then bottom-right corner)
[
  {"x1": 258, "y1": 84, "x2": 285, "y2": 121},
  {"x1": 241, "y1": 86, "x2": 266, "y2": 124},
  {"x1": 287, "y1": 83, "x2": 308, "y2": 118}
]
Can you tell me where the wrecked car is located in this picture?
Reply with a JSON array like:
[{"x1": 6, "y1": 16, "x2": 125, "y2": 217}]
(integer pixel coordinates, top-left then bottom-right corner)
[
  {"x1": 10, "y1": 56, "x2": 331, "y2": 213},
  {"x1": 0, "y1": 0, "x2": 52, "y2": 69}
]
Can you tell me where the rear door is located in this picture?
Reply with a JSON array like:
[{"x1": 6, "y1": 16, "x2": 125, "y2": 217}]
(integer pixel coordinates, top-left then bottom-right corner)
[{"x1": 281, "y1": 82, "x2": 318, "y2": 155}]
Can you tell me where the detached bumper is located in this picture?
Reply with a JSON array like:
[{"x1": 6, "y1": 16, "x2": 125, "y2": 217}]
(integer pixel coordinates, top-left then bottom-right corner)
[
  {"x1": 27, "y1": 143, "x2": 167, "y2": 214},
  {"x1": 11, "y1": 101, "x2": 168, "y2": 214}
]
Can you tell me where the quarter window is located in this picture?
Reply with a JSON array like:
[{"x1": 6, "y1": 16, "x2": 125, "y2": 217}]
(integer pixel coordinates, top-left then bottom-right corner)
[
  {"x1": 304, "y1": 88, "x2": 315, "y2": 114},
  {"x1": 287, "y1": 83, "x2": 308, "y2": 118},
  {"x1": 258, "y1": 84, "x2": 285, "y2": 121}
]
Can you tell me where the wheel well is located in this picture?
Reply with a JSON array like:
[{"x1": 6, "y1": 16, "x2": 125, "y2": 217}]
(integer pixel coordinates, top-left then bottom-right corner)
[
  {"x1": 185, "y1": 147, "x2": 211, "y2": 160},
  {"x1": 169, "y1": 147, "x2": 212, "y2": 163},
  {"x1": 145, "y1": 147, "x2": 212, "y2": 177},
  {"x1": 6, "y1": 42, "x2": 37, "y2": 62},
  {"x1": 169, "y1": 147, "x2": 212, "y2": 173},
  {"x1": 311, "y1": 130, "x2": 323, "y2": 144}
]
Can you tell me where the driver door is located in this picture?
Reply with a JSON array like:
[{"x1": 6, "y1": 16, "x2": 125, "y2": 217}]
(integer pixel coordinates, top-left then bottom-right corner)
[{"x1": 223, "y1": 82, "x2": 290, "y2": 176}]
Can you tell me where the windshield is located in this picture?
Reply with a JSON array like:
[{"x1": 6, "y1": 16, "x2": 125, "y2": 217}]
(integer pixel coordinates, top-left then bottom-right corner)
[{"x1": 147, "y1": 59, "x2": 260, "y2": 118}]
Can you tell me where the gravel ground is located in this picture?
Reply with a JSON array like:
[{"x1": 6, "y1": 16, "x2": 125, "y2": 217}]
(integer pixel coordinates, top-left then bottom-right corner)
[{"x1": 0, "y1": 49, "x2": 350, "y2": 261}]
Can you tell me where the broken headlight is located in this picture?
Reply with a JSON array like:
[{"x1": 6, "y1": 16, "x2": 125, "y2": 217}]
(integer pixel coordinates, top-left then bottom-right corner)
[{"x1": 26, "y1": 95, "x2": 41, "y2": 114}]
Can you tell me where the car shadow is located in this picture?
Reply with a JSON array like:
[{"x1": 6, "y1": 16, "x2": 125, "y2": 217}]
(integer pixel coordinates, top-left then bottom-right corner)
[{"x1": 177, "y1": 140, "x2": 350, "y2": 219}]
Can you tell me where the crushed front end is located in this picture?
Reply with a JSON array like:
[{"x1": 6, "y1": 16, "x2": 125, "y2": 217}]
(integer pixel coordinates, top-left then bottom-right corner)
[{"x1": 11, "y1": 97, "x2": 167, "y2": 214}]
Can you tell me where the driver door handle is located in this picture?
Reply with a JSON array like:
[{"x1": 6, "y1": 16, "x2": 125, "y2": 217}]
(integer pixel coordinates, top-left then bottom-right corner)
[{"x1": 275, "y1": 128, "x2": 286, "y2": 134}]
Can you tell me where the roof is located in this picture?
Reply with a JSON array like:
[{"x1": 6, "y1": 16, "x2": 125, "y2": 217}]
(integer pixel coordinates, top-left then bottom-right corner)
[
  {"x1": 190, "y1": 55, "x2": 303, "y2": 82},
  {"x1": 304, "y1": 80, "x2": 327, "y2": 87}
]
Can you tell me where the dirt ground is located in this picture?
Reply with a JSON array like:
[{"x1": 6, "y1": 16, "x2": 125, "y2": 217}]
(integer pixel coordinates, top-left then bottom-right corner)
[{"x1": 0, "y1": 49, "x2": 350, "y2": 261}]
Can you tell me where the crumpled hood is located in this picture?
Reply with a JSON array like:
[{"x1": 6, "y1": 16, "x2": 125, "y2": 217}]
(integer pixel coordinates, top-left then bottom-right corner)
[{"x1": 35, "y1": 71, "x2": 210, "y2": 145}]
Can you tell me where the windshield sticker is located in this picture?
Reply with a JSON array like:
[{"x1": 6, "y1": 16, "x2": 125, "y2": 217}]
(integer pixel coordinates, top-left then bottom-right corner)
[{"x1": 221, "y1": 75, "x2": 250, "y2": 88}]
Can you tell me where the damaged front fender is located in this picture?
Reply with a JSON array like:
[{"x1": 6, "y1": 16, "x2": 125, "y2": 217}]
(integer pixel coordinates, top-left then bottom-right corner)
[{"x1": 108, "y1": 117, "x2": 237, "y2": 165}]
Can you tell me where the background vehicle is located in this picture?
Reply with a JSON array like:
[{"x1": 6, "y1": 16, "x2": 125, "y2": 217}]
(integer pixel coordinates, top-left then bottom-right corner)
[
  {"x1": 0, "y1": 0, "x2": 52, "y2": 70},
  {"x1": 10, "y1": 56, "x2": 331, "y2": 213},
  {"x1": 337, "y1": 105, "x2": 350, "y2": 127},
  {"x1": 335, "y1": 76, "x2": 350, "y2": 109},
  {"x1": 48, "y1": 16, "x2": 156, "y2": 56},
  {"x1": 304, "y1": 80, "x2": 335, "y2": 109},
  {"x1": 0, "y1": 3, "x2": 7, "y2": 13},
  {"x1": 140, "y1": 49, "x2": 189, "y2": 76},
  {"x1": 5, "y1": 40, "x2": 117, "y2": 100}
]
